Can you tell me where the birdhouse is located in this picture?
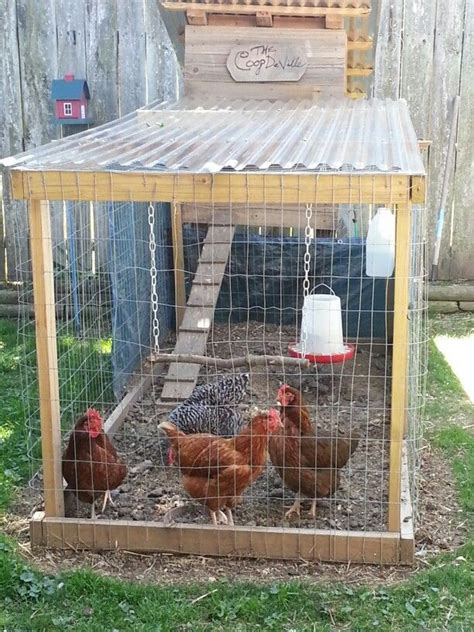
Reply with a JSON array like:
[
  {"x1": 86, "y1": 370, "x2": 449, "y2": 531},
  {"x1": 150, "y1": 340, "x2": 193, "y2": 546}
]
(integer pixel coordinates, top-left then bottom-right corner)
[{"x1": 51, "y1": 74, "x2": 92, "y2": 125}]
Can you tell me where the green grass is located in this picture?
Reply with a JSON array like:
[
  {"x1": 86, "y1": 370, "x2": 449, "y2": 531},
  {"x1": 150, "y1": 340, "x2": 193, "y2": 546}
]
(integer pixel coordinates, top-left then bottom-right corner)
[
  {"x1": 0, "y1": 537, "x2": 472, "y2": 631},
  {"x1": 0, "y1": 319, "x2": 113, "y2": 512},
  {"x1": 0, "y1": 314, "x2": 473, "y2": 630},
  {"x1": 0, "y1": 320, "x2": 32, "y2": 510}
]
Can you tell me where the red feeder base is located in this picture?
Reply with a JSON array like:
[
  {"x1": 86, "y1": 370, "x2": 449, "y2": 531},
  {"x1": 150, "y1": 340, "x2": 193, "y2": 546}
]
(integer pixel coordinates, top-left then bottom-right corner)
[{"x1": 288, "y1": 342, "x2": 356, "y2": 364}]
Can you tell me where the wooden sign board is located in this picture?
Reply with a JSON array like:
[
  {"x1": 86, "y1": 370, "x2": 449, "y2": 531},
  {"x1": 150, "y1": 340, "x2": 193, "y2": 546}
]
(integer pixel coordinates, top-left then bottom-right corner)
[
  {"x1": 184, "y1": 26, "x2": 347, "y2": 99},
  {"x1": 226, "y1": 44, "x2": 308, "y2": 82}
]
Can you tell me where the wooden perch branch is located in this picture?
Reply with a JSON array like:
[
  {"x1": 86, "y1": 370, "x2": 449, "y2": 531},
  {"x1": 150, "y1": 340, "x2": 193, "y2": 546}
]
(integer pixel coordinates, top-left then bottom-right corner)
[{"x1": 149, "y1": 352, "x2": 309, "y2": 368}]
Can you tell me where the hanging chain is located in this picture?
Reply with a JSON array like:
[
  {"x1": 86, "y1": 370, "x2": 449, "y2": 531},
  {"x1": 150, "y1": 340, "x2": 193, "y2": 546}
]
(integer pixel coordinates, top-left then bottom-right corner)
[
  {"x1": 303, "y1": 203, "x2": 313, "y2": 297},
  {"x1": 301, "y1": 204, "x2": 313, "y2": 355},
  {"x1": 148, "y1": 202, "x2": 160, "y2": 358}
]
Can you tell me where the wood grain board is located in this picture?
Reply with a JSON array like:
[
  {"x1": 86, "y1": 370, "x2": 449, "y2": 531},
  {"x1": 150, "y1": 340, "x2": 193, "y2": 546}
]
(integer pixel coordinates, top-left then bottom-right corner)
[
  {"x1": 180, "y1": 204, "x2": 336, "y2": 230},
  {"x1": 160, "y1": 225, "x2": 236, "y2": 401},
  {"x1": 30, "y1": 512, "x2": 404, "y2": 564},
  {"x1": 10, "y1": 172, "x2": 422, "y2": 205},
  {"x1": 226, "y1": 43, "x2": 308, "y2": 82},
  {"x1": 184, "y1": 26, "x2": 346, "y2": 99}
]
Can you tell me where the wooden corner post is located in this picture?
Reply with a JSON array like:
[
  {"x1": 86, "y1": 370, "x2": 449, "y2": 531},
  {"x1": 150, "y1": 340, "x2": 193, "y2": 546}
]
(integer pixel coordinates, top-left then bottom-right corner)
[
  {"x1": 172, "y1": 202, "x2": 186, "y2": 329},
  {"x1": 29, "y1": 200, "x2": 64, "y2": 517},
  {"x1": 388, "y1": 201, "x2": 411, "y2": 532}
]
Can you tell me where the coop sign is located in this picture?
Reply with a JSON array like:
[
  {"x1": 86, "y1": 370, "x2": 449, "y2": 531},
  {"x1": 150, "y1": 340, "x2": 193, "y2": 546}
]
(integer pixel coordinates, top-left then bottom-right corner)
[{"x1": 226, "y1": 44, "x2": 308, "y2": 82}]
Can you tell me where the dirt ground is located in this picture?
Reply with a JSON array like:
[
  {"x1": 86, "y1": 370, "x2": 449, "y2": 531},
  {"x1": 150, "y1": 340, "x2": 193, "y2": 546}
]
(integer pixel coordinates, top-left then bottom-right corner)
[
  {"x1": 6, "y1": 443, "x2": 466, "y2": 586},
  {"x1": 104, "y1": 323, "x2": 391, "y2": 531},
  {"x1": 4, "y1": 323, "x2": 468, "y2": 584}
]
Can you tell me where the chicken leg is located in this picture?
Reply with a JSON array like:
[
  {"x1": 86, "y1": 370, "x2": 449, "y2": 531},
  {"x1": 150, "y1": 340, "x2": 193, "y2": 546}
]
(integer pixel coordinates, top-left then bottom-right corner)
[
  {"x1": 224, "y1": 507, "x2": 234, "y2": 526},
  {"x1": 100, "y1": 489, "x2": 116, "y2": 514},
  {"x1": 210, "y1": 509, "x2": 228, "y2": 526},
  {"x1": 309, "y1": 499, "x2": 317, "y2": 519},
  {"x1": 285, "y1": 494, "x2": 302, "y2": 520}
]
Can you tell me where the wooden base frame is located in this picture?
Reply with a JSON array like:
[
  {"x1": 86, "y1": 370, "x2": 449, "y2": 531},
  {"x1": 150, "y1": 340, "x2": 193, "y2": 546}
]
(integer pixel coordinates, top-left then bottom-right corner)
[{"x1": 30, "y1": 452, "x2": 414, "y2": 565}]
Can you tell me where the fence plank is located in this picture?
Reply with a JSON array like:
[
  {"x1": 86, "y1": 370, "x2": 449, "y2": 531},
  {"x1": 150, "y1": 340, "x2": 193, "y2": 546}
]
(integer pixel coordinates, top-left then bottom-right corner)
[
  {"x1": 117, "y1": 0, "x2": 147, "y2": 116},
  {"x1": 144, "y1": 0, "x2": 182, "y2": 102},
  {"x1": 400, "y1": 0, "x2": 437, "y2": 139},
  {"x1": 426, "y1": 0, "x2": 465, "y2": 278},
  {"x1": 16, "y1": 0, "x2": 58, "y2": 148},
  {"x1": 373, "y1": 0, "x2": 404, "y2": 98},
  {"x1": 0, "y1": 0, "x2": 24, "y2": 281},
  {"x1": 450, "y1": 0, "x2": 473, "y2": 279},
  {"x1": 56, "y1": 1, "x2": 87, "y2": 78},
  {"x1": 84, "y1": 0, "x2": 119, "y2": 125}
]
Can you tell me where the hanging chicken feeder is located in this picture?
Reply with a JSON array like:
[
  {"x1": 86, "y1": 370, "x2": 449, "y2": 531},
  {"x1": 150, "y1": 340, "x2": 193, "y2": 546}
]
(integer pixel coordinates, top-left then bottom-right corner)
[{"x1": 288, "y1": 284, "x2": 355, "y2": 364}]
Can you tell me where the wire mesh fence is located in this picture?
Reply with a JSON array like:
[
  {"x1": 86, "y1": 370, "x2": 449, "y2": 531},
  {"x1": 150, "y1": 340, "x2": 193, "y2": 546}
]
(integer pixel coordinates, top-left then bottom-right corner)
[{"x1": 13, "y1": 183, "x2": 426, "y2": 556}]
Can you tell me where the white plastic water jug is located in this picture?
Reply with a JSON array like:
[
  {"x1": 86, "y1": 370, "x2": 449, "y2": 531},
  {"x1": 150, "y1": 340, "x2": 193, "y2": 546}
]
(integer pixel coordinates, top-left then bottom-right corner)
[
  {"x1": 300, "y1": 284, "x2": 345, "y2": 355},
  {"x1": 366, "y1": 207, "x2": 395, "y2": 278}
]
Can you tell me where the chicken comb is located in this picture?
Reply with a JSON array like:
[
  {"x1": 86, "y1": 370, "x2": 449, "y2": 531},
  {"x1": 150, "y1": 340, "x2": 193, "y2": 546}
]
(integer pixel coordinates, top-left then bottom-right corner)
[
  {"x1": 268, "y1": 408, "x2": 281, "y2": 421},
  {"x1": 85, "y1": 407, "x2": 102, "y2": 422}
]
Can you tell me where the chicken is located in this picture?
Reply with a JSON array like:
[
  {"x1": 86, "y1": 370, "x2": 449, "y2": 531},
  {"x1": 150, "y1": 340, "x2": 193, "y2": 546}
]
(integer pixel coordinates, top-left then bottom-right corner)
[
  {"x1": 185, "y1": 373, "x2": 250, "y2": 407},
  {"x1": 169, "y1": 404, "x2": 244, "y2": 438},
  {"x1": 62, "y1": 408, "x2": 127, "y2": 518},
  {"x1": 269, "y1": 385, "x2": 359, "y2": 520},
  {"x1": 159, "y1": 408, "x2": 282, "y2": 526},
  {"x1": 168, "y1": 374, "x2": 250, "y2": 437}
]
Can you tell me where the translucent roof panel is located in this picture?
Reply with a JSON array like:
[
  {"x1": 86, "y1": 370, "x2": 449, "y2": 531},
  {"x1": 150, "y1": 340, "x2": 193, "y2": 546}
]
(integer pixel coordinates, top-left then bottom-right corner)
[{"x1": 1, "y1": 98, "x2": 425, "y2": 176}]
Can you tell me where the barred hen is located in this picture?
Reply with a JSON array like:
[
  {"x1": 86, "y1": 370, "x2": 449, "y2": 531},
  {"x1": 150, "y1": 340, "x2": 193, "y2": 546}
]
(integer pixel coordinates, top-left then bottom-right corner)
[
  {"x1": 169, "y1": 404, "x2": 244, "y2": 437},
  {"x1": 185, "y1": 373, "x2": 250, "y2": 407},
  {"x1": 169, "y1": 373, "x2": 250, "y2": 437}
]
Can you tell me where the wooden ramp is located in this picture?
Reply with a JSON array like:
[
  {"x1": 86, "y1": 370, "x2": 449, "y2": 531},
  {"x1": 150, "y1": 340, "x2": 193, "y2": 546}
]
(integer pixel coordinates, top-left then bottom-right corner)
[{"x1": 160, "y1": 224, "x2": 236, "y2": 402}]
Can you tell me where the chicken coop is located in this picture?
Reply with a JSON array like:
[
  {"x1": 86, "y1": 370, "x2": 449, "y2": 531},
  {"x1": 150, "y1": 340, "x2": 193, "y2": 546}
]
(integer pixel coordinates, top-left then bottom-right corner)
[{"x1": 1, "y1": 0, "x2": 427, "y2": 565}]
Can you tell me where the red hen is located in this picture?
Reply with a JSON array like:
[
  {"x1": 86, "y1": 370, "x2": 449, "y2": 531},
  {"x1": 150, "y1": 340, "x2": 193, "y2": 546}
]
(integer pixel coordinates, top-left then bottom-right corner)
[{"x1": 62, "y1": 408, "x2": 127, "y2": 518}]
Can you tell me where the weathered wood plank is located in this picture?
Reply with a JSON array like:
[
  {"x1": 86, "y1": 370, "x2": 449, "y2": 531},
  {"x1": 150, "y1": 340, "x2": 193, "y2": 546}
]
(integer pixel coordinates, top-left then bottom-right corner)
[
  {"x1": 84, "y1": 0, "x2": 119, "y2": 125},
  {"x1": 55, "y1": 1, "x2": 87, "y2": 79},
  {"x1": 0, "y1": 0, "x2": 28, "y2": 281},
  {"x1": 179, "y1": 305, "x2": 216, "y2": 330},
  {"x1": 161, "y1": 225, "x2": 235, "y2": 400},
  {"x1": 427, "y1": 0, "x2": 465, "y2": 279},
  {"x1": 16, "y1": 0, "x2": 58, "y2": 148},
  {"x1": 32, "y1": 514, "x2": 401, "y2": 564},
  {"x1": 373, "y1": 0, "x2": 404, "y2": 99},
  {"x1": 0, "y1": 0, "x2": 23, "y2": 158},
  {"x1": 10, "y1": 171, "x2": 414, "y2": 205},
  {"x1": 163, "y1": 3, "x2": 371, "y2": 18},
  {"x1": 184, "y1": 26, "x2": 347, "y2": 99},
  {"x1": 117, "y1": 0, "x2": 146, "y2": 116},
  {"x1": 144, "y1": 0, "x2": 182, "y2": 102},
  {"x1": 399, "y1": 0, "x2": 437, "y2": 139},
  {"x1": 450, "y1": 0, "x2": 474, "y2": 279}
]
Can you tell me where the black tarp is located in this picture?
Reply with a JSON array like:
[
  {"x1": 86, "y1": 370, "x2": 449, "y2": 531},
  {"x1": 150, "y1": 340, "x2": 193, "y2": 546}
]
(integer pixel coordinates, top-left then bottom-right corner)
[{"x1": 183, "y1": 226, "x2": 392, "y2": 340}]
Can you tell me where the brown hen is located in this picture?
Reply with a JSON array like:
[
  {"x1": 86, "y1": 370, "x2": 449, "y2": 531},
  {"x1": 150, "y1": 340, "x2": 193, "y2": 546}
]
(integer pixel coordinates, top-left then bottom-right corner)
[
  {"x1": 159, "y1": 409, "x2": 282, "y2": 526},
  {"x1": 269, "y1": 385, "x2": 359, "y2": 519},
  {"x1": 62, "y1": 409, "x2": 127, "y2": 518}
]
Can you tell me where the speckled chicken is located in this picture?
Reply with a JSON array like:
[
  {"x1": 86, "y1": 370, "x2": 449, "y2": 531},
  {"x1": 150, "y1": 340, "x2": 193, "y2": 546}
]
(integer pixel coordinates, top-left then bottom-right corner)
[
  {"x1": 185, "y1": 373, "x2": 250, "y2": 408},
  {"x1": 169, "y1": 373, "x2": 250, "y2": 437}
]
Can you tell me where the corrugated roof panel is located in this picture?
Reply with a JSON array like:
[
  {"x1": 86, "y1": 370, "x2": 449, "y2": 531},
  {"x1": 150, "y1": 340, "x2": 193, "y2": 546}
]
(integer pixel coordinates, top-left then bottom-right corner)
[{"x1": 1, "y1": 98, "x2": 425, "y2": 175}]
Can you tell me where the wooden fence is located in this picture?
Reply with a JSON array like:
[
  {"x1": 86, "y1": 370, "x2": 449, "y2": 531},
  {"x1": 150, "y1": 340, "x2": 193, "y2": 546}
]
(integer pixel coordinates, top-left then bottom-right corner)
[{"x1": 0, "y1": 0, "x2": 472, "y2": 280}]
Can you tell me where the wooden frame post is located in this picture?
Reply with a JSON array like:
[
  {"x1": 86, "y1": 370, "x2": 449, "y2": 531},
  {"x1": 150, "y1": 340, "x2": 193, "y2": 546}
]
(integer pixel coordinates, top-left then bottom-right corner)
[
  {"x1": 172, "y1": 202, "x2": 186, "y2": 329},
  {"x1": 387, "y1": 201, "x2": 411, "y2": 531},
  {"x1": 29, "y1": 200, "x2": 64, "y2": 517}
]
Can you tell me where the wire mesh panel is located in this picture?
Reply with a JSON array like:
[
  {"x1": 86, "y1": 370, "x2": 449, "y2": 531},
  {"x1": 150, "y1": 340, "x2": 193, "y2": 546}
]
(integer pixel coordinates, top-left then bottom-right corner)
[{"x1": 14, "y1": 176, "x2": 425, "y2": 563}]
